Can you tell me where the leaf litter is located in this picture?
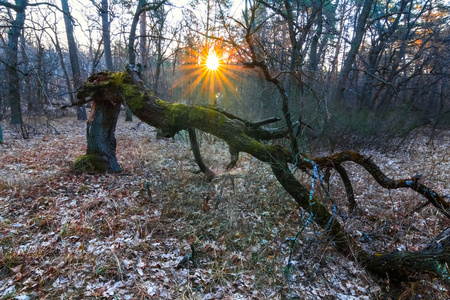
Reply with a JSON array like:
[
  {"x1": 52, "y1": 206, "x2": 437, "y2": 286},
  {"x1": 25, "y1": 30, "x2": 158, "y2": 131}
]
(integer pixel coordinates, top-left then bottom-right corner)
[{"x1": 0, "y1": 114, "x2": 449, "y2": 299}]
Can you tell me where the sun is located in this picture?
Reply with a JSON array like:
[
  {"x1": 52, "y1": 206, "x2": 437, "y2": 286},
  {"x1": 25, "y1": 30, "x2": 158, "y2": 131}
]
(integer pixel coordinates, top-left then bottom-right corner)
[
  {"x1": 170, "y1": 43, "x2": 244, "y2": 106},
  {"x1": 205, "y1": 52, "x2": 220, "y2": 71}
]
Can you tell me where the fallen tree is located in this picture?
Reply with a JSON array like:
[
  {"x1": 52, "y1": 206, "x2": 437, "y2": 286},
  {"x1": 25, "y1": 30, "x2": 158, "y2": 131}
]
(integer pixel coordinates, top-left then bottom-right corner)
[{"x1": 73, "y1": 69, "x2": 450, "y2": 286}]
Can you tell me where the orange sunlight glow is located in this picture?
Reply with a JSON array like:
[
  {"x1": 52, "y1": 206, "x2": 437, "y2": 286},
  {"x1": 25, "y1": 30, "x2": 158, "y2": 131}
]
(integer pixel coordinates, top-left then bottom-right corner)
[
  {"x1": 206, "y1": 52, "x2": 220, "y2": 71},
  {"x1": 170, "y1": 44, "x2": 247, "y2": 107}
]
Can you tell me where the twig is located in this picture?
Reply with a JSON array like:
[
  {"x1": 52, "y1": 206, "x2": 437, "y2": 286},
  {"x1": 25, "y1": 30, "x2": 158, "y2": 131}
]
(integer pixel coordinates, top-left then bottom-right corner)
[{"x1": 61, "y1": 96, "x2": 93, "y2": 109}]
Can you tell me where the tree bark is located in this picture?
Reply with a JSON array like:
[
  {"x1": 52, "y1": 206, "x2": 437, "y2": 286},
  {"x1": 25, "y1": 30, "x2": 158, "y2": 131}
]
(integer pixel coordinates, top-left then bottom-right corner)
[
  {"x1": 5, "y1": 0, "x2": 26, "y2": 126},
  {"x1": 101, "y1": 0, "x2": 113, "y2": 71},
  {"x1": 60, "y1": 0, "x2": 87, "y2": 120},
  {"x1": 332, "y1": 0, "x2": 374, "y2": 103},
  {"x1": 139, "y1": 10, "x2": 147, "y2": 68},
  {"x1": 80, "y1": 100, "x2": 122, "y2": 173},
  {"x1": 48, "y1": 21, "x2": 74, "y2": 111},
  {"x1": 308, "y1": 2, "x2": 323, "y2": 71},
  {"x1": 75, "y1": 70, "x2": 450, "y2": 284},
  {"x1": 188, "y1": 128, "x2": 215, "y2": 181},
  {"x1": 73, "y1": 72, "x2": 123, "y2": 173}
]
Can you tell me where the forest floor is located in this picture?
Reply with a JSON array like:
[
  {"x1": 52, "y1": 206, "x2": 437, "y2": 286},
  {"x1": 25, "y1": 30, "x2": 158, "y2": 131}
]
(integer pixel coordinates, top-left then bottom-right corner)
[{"x1": 0, "y1": 112, "x2": 449, "y2": 299}]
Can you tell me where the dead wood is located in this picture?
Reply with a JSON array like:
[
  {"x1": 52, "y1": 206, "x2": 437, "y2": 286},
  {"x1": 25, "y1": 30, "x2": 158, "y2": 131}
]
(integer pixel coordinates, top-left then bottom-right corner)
[{"x1": 75, "y1": 69, "x2": 450, "y2": 284}]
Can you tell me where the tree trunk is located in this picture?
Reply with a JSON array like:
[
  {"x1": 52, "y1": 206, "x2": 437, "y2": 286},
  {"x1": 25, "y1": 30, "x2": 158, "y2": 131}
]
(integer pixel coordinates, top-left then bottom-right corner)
[
  {"x1": 308, "y1": 3, "x2": 322, "y2": 72},
  {"x1": 20, "y1": 30, "x2": 37, "y2": 113},
  {"x1": 128, "y1": 0, "x2": 145, "y2": 67},
  {"x1": 73, "y1": 95, "x2": 122, "y2": 173},
  {"x1": 332, "y1": 0, "x2": 374, "y2": 103},
  {"x1": 139, "y1": 11, "x2": 147, "y2": 68},
  {"x1": 151, "y1": 5, "x2": 168, "y2": 96},
  {"x1": 61, "y1": 0, "x2": 87, "y2": 120},
  {"x1": 34, "y1": 41, "x2": 46, "y2": 112},
  {"x1": 75, "y1": 70, "x2": 450, "y2": 285},
  {"x1": 330, "y1": 0, "x2": 345, "y2": 76},
  {"x1": 49, "y1": 24, "x2": 74, "y2": 111},
  {"x1": 101, "y1": 0, "x2": 113, "y2": 71},
  {"x1": 6, "y1": 0, "x2": 26, "y2": 126},
  {"x1": 154, "y1": 51, "x2": 162, "y2": 95},
  {"x1": 125, "y1": 106, "x2": 133, "y2": 121}
]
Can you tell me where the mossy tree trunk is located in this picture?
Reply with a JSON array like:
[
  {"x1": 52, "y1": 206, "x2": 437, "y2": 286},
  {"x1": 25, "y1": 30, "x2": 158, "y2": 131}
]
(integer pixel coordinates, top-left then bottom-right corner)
[
  {"x1": 75, "y1": 70, "x2": 450, "y2": 285},
  {"x1": 73, "y1": 99, "x2": 121, "y2": 173},
  {"x1": 74, "y1": 73, "x2": 123, "y2": 173}
]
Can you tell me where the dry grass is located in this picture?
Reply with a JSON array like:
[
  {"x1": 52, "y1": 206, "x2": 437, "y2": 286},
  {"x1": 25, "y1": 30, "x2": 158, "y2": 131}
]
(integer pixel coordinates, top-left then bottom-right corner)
[{"x1": 0, "y1": 112, "x2": 449, "y2": 299}]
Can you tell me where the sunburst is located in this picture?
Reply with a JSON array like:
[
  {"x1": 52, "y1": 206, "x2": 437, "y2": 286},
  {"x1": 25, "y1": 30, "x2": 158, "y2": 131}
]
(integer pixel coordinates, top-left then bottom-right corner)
[
  {"x1": 205, "y1": 52, "x2": 220, "y2": 71},
  {"x1": 170, "y1": 44, "x2": 246, "y2": 108}
]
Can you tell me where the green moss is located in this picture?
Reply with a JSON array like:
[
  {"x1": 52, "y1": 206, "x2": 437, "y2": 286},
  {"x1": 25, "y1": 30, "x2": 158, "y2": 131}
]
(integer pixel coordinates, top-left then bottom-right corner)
[
  {"x1": 122, "y1": 84, "x2": 145, "y2": 111},
  {"x1": 109, "y1": 71, "x2": 127, "y2": 86},
  {"x1": 246, "y1": 137, "x2": 265, "y2": 153},
  {"x1": 190, "y1": 105, "x2": 226, "y2": 125},
  {"x1": 73, "y1": 154, "x2": 110, "y2": 173},
  {"x1": 106, "y1": 72, "x2": 145, "y2": 111},
  {"x1": 163, "y1": 103, "x2": 188, "y2": 126},
  {"x1": 188, "y1": 105, "x2": 209, "y2": 122},
  {"x1": 161, "y1": 103, "x2": 228, "y2": 130},
  {"x1": 156, "y1": 99, "x2": 169, "y2": 108},
  {"x1": 266, "y1": 145, "x2": 292, "y2": 159}
]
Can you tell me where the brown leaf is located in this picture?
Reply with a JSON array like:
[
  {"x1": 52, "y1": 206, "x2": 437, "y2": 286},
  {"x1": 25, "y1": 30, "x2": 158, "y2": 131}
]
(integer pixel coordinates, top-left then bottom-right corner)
[
  {"x1": 13, "y1": 272, "x2": 23, "y2": 282},
  {"x1": 10, "y1": 264, "x2": 22, "y2": 273}
]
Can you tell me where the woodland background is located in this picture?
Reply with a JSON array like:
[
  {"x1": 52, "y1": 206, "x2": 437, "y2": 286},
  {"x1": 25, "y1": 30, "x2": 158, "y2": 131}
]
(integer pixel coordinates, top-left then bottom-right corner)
[{"x1": 0, "y1": 0, "x2": 450, "y2": 298}]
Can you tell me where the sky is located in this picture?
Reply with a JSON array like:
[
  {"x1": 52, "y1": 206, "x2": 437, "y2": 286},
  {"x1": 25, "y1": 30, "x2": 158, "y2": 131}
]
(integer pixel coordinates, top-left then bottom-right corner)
[{"x1": 69, "y1": 0, "x2": 245, "y2": 50}]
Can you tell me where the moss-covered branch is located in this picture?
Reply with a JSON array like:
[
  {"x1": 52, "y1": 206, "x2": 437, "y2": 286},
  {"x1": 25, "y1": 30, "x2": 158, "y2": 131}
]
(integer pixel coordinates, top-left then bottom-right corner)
[
  {"x1": 76, "y1": 70, "x2": 450, "y2": 284},
  {"x1": 78, "y1": 70, "x2": 294, "y2": 165},
  {"x1": 303, "y1": 151, "x2": 450, "y2": 218}
]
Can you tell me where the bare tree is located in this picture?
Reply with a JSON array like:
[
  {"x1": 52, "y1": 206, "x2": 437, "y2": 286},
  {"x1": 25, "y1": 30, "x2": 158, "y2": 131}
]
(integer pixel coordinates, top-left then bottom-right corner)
[
  {"x1": 42, "y1": 9, "x2": 77, "y2": 114},
  {"x1": 128, "y1": 0, "x2": 166, "y2": 67},
  {"x1": 358, "y1": 0, "x2": 410, "y2": 109},
  {"x1": 60, "y1": 0, "x2": 87, "y2": 120},
  {"x1": 0, "y1": 0, "x2": 28, "y2": 137},
  {"x1": 332, "y1": 0, "x2": 375, "y2": 103},
  {"x1": 101, "y1": 0, "x2": 113, "y2": 71},
  {"x1": 149, "y1": 5, "x2": 178, "y2": 96}
]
